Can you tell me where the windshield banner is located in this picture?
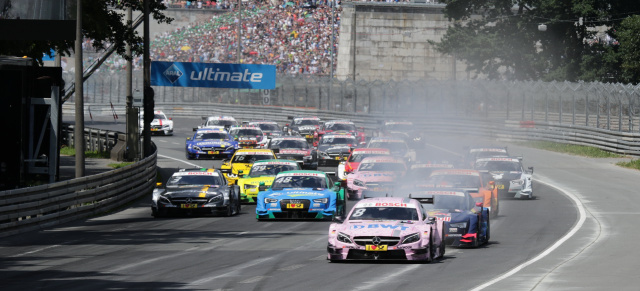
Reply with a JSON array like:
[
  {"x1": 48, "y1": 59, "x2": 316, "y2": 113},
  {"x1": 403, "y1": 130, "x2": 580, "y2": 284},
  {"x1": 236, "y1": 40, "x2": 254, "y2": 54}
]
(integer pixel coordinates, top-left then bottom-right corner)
[{"x1": 151, "y1": 61, "x2": 276, "y2": 89}]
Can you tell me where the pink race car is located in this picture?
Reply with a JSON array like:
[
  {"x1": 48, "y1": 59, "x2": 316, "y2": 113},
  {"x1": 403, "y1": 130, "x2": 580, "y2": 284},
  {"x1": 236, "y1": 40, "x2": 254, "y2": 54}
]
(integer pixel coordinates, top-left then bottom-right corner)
[
  {"x1": 327, "y1": 197, "x2": 445, "y2": 262},
  {"x1": 346, "y1": 156, "x2": 407, "y2": 199}
]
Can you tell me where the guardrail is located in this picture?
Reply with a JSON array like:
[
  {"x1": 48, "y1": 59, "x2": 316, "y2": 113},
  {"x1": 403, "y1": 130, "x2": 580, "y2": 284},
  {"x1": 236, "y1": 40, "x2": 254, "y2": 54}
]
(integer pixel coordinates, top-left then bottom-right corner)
[
  {"x1": 62, "y1": 123, "x2": 120, "y2": 154},
  {"x1": 67, "y1": 102, "x2": 640, "y2": 157},
  {"x1": 0, "y1": 138, "x2": 156, "y2": 238}
]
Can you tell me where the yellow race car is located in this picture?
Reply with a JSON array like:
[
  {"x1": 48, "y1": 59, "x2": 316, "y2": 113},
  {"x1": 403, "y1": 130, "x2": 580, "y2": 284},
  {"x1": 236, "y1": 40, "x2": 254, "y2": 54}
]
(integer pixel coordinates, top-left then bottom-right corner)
[
  {"x1": 236, "y1": 159, "x2": 300, "y2": 203},
  {"x1": 220, "y1": 149, "x2": 277, "y2": 185}
]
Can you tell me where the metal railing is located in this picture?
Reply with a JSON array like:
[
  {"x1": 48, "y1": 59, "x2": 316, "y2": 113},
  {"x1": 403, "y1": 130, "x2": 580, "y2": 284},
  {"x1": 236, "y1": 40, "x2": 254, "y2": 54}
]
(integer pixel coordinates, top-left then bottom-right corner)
[{"x1": 0, "y1": 128, "x2": 156, "y2": 238}]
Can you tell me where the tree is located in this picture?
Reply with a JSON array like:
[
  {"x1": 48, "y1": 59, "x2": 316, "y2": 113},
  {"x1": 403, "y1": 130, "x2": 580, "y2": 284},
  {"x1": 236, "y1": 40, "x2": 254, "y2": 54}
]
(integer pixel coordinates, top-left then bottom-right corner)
[
  {"x1": 0, "y1": 0, "x2": 172, "y2": 64},
  {"x1": 434, "y1": 0, "x2": 640, "y2": 83},
  {"x1": 617, "y1": 15, "x2": 640, "y2": 84}
]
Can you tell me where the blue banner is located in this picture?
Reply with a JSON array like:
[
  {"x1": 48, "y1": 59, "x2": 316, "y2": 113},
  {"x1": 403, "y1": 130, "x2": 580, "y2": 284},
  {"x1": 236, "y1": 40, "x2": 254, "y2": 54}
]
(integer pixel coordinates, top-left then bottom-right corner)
[{"x1": 151, "y1": 61, "x2": 276, "y2": 89}]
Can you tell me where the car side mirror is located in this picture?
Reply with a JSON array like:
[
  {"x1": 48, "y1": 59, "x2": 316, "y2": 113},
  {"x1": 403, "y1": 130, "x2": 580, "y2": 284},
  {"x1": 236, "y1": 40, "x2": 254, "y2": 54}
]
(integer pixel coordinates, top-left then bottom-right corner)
[
  {"x1": 169, "y1": 117, "x2": 172, "y2": 120},
  {"x1": 222, "y1": 159, "x2": 229, "y2": 164},
  {"x1": 475, "y1": 202, "x2": 483, "y2": 208},
  {"x1": 259, "y1": 181, "x2": 266, "y2": 186},
  {"x1": 186, "y1": 137, "x2": 192, "y2": 141},
  {"x1": 238, "y1": 170, "x2": 244, "y2": 175},
  {"x1": 428, "y1": 217, "x2": 436, "y2": 223},
  {"x1": 528, "y1": 166, "x2": 534, "y2": 173},
  {"x1": 156, "y1": 182, "x2": 162, "y2": 187},
  {"x1": 333, "y1": 215, "x2": 344, "y2": 223},
  {"x1": 334, "y1": 181, "x2": 341, "y2": 187}
]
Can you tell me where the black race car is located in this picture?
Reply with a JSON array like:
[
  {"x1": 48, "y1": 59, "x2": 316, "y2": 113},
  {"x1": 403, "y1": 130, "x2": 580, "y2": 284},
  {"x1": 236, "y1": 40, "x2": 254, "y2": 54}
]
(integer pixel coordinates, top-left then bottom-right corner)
[
  {"x1": 378, "y1": 121, "x2": 424, "y2": 149},
  {"x1": 152, "y1": 168, "x2": 241, "y2": 217},
  {"x1": 284, "y1": 116, "x2": 321, "y2": 143}
]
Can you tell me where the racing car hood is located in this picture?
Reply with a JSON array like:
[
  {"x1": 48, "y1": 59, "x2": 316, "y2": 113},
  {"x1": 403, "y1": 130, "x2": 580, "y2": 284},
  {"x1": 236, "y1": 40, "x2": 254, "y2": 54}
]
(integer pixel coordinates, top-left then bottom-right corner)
[
  {"x1": 191, "y1": 140, "x2": 234, "y2": 147},
  {"x1": 426, "y1": 210, "x2": 470, "y2": 224},
  {"x1": 349, "y1": 171, "x2": 397, "y2": 183},
  {"x1": 227, "y1": 163, "x2": 254, "y2": 174},
  {"x1": 318, "y1": 145, "x2": 353, "y2": 153},
  {"x1": 294, "y1": 125, "x2": 318, "y2": 132},
  {"x1": 489, "y1": 171, "x2": 522, "y2": 181},
  {"x1": 262, "y1": 187, "x2": 334, "y2": 199},
  {"x1": 150, "y1": 118, "x2": 172, "y2": 127},
  {"x1": 238, "y1": 176, "x2": 276, "y2": 187},
  {"x1": 161, "y1": 185, "x2": 223, "y2": 197},
  {"x1": 334, "y1": 220, "x2": 423, "y2": 237},
  {"x1": 278, "y1": 149, "x2": 311, "y2": 155}
]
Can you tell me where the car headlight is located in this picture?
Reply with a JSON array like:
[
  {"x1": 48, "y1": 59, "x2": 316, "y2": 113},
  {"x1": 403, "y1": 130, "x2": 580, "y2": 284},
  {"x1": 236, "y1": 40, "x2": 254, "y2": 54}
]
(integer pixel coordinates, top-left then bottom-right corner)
[
  {"x1": 512, "y1": 179, "x2": 524, "y2": 186},
  {"x1": 193, "y1": 145, "x2": 201, "y2": 151},
  {"x1": 353, "y1": 179, "x2": 365, "y2": 187},
  {"x1": 227, "y1": 173, "x2": 238, "y2": 178},
  {"x1": 208, "y1": 195, "x2": 223, "y2": 203},
  {"x1": 319, "y1": 152, "x2": 330, "y2": 158},
  {"x1": 337, "y1": 232, "x2": 353, "y2": 244},
  {"x1": 313, "y1": 198, "x2": 328, "y2": 203},
  {"x1": 245, "y1": 184, "x2": 258, "y2": 189},
  {"x1": 401, "y1": 233, "x2": 420, "y2": 244},
  {"x1": 449, "y1": 222, "x2": 467, "y2": 228},
  {"x1": 271, "y1": 132, "x2": 281, "y2": 136},
  {"x1": 264, "y1": 198, "x2": 278, "y2": 203},
  {"x1": 158, "y1": 196, "x2": 171, "y2": 204}
]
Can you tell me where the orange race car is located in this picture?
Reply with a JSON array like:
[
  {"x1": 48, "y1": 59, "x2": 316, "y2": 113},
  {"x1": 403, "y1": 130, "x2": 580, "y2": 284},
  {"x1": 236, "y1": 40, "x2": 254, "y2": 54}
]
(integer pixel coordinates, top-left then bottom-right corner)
[{"x1": 421, "y1": 169, "x2": 499, "y2": 218}]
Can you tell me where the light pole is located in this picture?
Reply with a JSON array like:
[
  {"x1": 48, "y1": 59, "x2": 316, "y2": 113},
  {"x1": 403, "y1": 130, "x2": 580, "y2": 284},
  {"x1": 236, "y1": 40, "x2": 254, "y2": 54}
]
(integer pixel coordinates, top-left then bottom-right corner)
[
  {"x1": 74, "y1": 0, "x2": 85, "y2": 177},
  {"x1": 237, "y1": 0, "x2": 242, "y2": 63}
]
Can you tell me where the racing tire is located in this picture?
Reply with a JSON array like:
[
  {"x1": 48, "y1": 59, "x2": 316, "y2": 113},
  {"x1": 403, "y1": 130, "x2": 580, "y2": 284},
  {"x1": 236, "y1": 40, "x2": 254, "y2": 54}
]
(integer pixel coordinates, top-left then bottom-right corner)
[
  {"x1": 224, "y1": 204, "x2": 233, "y2": 217},
  {"x1": 152, "y1": 208, "x2": 166, "y2": 218},
  {"x1": 439, "y1": 228, "x2": 445, "y2": 258},
  {"x1": 485, "y1": 215, "x2": 491, "y2": 243},
  {"x1": 472, "y1": 220, "x2": 481, "y2": 248},
  {"x1": 236, "y1": 200, "x2": 241, "y2": 214},
  {"x1": 185, "y1": 152, "x2": 194, "y2": 160},
  {"x1": 427, "y1": 234, "x2": 434, "y2": 264}
]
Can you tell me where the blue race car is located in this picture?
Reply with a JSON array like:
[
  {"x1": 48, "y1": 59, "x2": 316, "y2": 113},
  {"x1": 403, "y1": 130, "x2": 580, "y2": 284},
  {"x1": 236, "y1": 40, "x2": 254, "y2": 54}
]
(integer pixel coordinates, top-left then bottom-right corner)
[
  {"x1": 409, "y1": 189, "x2": 490, "y2": 247},
  {"x1": 256, "y1": 170, "x2": 346, "y2": 220},
  {"x1": 186, "y1": 127, "x2": 238, "y2": 160}
]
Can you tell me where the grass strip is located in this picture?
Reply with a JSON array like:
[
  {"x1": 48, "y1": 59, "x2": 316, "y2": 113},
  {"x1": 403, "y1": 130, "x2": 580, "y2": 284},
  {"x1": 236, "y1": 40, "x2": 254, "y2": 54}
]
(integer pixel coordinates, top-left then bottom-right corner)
[
  {"x1": 60, "y1": 146, "x2": 110, "y2": 158},
  {"x1": 516, "y1": 141, "x2": 623, "y2": 158},
  {"x1": 617, "y1": 159, "x2": 640, "y2": 170}
]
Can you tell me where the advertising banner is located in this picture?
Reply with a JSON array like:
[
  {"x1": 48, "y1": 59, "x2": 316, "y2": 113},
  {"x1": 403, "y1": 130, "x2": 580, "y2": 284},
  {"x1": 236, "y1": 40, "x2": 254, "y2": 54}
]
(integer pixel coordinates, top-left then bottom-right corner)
[{"x1": 151, "y1": 61, "x2": 276, "y2": 89}]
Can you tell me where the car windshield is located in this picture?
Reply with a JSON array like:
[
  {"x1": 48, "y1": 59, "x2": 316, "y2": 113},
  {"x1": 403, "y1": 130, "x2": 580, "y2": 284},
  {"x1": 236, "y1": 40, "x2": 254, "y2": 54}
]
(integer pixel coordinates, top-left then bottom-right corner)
[
  {"x1": 230, "y1": 129, "x2": 262, "y2": 136},
  {"x1": 271, "y1": 175, "x2": 327, "y2": 190},
  {"x1": 195, "y1": 132, "x2": 228, "y2": 140},
  {"x1": 475, "y1": 161, "x2": 521, "y2": 172},
  {"x1": 358, "y1": 162, "x2": 405, "y2": 172},
  {"x1": 425, "y1": 174, "x2": 481, "y2": 188},
  {"x1": 349, "y1": 153, "x2": 387, "y2": 162},
  {"x1": 325, "y1": 123, "x2": 356, "y2": 131},
  {"x1": 257, "y1": 123, "x2": 279, "y2": 131},
  {"x1": 385, "y1": 123, "x2": 412, "y2": 131},
  {"x1": 348, "y1": 206, "x2": 419, "y2": 221},
  {"x1": 232, "y1": 154, "x2": 274, "y2": 163},
  {"x1": 249, "y1": 164, "x2": 298, "y2": 177},
  {"x1": 471, "y1": 151, "x2": 508, "y2": 160},
  {"x1": 421, "y1": 195, "x2": 470, "y2": 211},
  {"x1": 206, "y1": 119, "x2": 237, "y2": 127},
  {"x1": 321, "y1": 136, "x2": 356, "y2": 145},
  {"x1": 166, "y1": 174, "x2": 223, "y2": 186},
  {"x1": 369, "y1": 141, "x2": 407, "y2": 151},
  {"x1": 270, "y1": 139, "x2": 309, "y2": 149},
  {"x1": 154, "y1": 114, "x2": 166, "y2": 120},
  {"x1": 294, "y1": 119, "x2": 319, "y2": 126}
]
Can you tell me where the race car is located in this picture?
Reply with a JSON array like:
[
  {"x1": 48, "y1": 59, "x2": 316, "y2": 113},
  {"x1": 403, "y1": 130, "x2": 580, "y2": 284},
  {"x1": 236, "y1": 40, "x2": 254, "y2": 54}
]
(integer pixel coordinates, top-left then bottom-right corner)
[
  {"x1": 367, "y1": 137, "x2": 416, "y2": 164},
  {"x1": 228, "y1": 125, "x2": 268, "y2": 149},
  {"x1": 316, "y1": 133, "x2": 358, "y2": 166},
  {"x1": 378, "y1": 121, "x2": 424, "y2": 149},
  {"x1": 195, "y1": 115, "x2": 239, "y2": 131},
  {"x1": 337, "y1": 148, "x2": 391, "y2": 180},
  {"x1": 409, "y1": 190, "x2": 490, "y2": 247},
  {"x1": 140, "y1": 110, "x2": 173, "y2": 135},
  {"x1": 423, "y1": 169, "x2": 499, "y2": 218},
  {"x1": 405, "y1": 162, "x2": 454, "y2": 181},
  {"x1": 185, "y1": 127, "x2": 238, "y2": 159},
  {"x1": 266, "y1": 136, "x2": 318, "y2": 170},
  {"x1": 248, "y1": 120, "x2": 284, "y2": 138},
  {"x1": 313, "y1": 120, "x2": 366, "y2": 147},
  {"x1": 151, "y1": 168, "x2": 241, "y2": 217},
  {"x1": 463, "y1": 146, "x2": 509, "y2": 168},
  {"x1": 256, "y1": 170, "x2": 346, "y2": 220},
  {"x1": 474, "y1": 157, "x2": 534, "y2": 199},
  {"x1": 346, "y1": 156, "x2": 407, "y2": 200},
  {"x1": 220, "y1": 149, "x2": 277, "y2": 185},
  {"x1": 285, "y1": 116, "x2": 322, "y2": 143},
  {"x1": 236, "y1": 159, "x2": 300, "y2": 203},
  {"x1": 327, "y1": 197, "x2": 445, "y2": 262}
]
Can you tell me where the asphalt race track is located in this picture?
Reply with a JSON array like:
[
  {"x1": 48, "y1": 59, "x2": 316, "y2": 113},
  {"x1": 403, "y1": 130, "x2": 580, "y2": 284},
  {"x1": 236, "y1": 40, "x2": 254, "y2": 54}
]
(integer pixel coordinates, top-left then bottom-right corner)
[{"x1": 2, "y1": 115, "x2": 635, "y2": 290}]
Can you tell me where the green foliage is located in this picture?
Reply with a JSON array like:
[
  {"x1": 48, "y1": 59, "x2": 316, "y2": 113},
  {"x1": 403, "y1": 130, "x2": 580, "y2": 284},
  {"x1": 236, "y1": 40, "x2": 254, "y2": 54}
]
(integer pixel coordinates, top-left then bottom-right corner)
[
  {"x1": 108, "y1": 162, "x2": 134, "y2": 169},
  {"x1": 0, "y1": 0, "x2": 172, "y2": 64},
  {"x1": 519, "y1": 141, "x2": 622, "y2": 158},
  {"x1": 617, "y1": 15, "x2": 640, "y2": 84},
  {"x1": 60, "y1": 146, "x2": 110, "y2": 158},
  {"x1": 617, "y1": 159, "x2": 640, "y2": 170},
  {"x1": 435, "y1": 0, "x2": 640, "y2": 83}
]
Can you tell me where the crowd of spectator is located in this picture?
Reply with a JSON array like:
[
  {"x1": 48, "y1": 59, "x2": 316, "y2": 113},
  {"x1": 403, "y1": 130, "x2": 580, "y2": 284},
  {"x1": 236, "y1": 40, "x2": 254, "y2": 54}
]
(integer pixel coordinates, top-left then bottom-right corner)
[{"x1": 148, "y1": 0, "x2": 341, "y2": 75}]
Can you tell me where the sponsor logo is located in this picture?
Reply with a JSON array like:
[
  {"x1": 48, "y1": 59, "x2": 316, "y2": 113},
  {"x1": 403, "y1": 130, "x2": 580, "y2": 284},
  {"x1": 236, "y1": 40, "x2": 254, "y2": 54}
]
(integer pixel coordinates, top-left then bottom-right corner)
[
  {"x1": 351, "y1": 224, "x2": 409, "y2": 231},
  {"x1": 163, "y1": 64, "x2": 183, "y2": 84},
  {"x1": 356, "y1": 202, "x2": 410, "y2": 208},
  {"x1": 280, "y1": 172, "x2": 322, "y2": 177},
  {"x1": 174, "y1": 172, "x2": 218, "y2": 176}
]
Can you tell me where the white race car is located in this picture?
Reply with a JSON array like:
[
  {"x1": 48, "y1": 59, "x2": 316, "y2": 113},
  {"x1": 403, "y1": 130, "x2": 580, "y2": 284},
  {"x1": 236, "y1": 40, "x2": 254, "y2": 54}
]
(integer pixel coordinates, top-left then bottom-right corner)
[
  {"x1": 140, "y1": 110, "x2": 174, "y2": 136},
  {"x1": 474, "y1": 157, "x2": 534, "y2": 199}
]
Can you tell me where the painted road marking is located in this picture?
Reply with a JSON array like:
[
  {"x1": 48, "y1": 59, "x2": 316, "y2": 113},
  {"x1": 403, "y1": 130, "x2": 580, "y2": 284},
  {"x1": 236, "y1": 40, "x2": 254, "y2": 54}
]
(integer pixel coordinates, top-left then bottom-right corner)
[
  {"x1": 239, "y1": 276, "x2": 270, "y2": 284},
  {"x1": 471, "y1": 174, "x2": 589, "y2": 291},
  {"x1": 158, "y1": 154, "x2": 200, "y2": 167}
]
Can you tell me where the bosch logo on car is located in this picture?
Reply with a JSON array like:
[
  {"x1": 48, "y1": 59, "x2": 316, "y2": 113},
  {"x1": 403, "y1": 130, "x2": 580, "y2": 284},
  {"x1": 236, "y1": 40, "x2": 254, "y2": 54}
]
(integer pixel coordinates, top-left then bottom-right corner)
[{"x1": 351, "y1": 224, "x2": 409, "y2": 231}]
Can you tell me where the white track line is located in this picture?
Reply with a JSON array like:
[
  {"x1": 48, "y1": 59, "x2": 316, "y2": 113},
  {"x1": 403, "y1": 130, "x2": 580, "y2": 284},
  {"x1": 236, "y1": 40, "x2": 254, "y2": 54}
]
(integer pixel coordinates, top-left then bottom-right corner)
[
  {"x1": 470, "y1": 175, "x2": 587, "y2": 291},
  {"x1": 158, "y1": 154, "x2": 200, "y2": 167}
]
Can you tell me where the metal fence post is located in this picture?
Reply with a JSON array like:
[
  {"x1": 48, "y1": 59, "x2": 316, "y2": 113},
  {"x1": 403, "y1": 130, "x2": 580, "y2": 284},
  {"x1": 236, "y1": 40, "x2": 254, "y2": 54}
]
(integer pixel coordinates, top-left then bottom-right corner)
[
  {"x1": 521, "y1": 92, "x2": 525, "y2": 121},
  {"x1": 545, "y1": 92, "x2": 548, "y2": 122},
  {"x1": 597, "y1": 93, "x2": 601, "y2": 128},
  {"x1": 559, "y1": 94, "x2": 563, "y2": 124},
  {"x1": 585, "y1": 92, "x2": 589, "y2": 126},
  {"x1": 506, "y1": 91, "x2": 510, "y2": 120},
  {"x1": 619, "y1": 99, "x2": 623, "y2": 132},
  {"x1": 572, "y1": 93, "x2": 576, "y2": 125},
  {"x1": 607, "y1": 95, "x2": 611, "y2": 130}
]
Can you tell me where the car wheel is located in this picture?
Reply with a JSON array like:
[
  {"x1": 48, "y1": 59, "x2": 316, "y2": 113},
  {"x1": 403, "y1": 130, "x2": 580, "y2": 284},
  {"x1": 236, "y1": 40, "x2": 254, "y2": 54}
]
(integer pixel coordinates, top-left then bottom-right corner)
[
  {"x1": 185, "y1": 152, "x2": 194, "y2": 160},
  {"x1": 485, "y1": 215, "x2": 491, "y2": 243},
  {"x1": 224, "y1": 204, "x2": 233, "y2": 217},
  {"x1": 473, "y1": 221, "x2": 481, "y2": 248},
  {"x1": 439, "y1": 228, "x2": 445, "y2": 258},
  {"x1": 236, "y1": 200, "x2": 241, "y2": 214}
]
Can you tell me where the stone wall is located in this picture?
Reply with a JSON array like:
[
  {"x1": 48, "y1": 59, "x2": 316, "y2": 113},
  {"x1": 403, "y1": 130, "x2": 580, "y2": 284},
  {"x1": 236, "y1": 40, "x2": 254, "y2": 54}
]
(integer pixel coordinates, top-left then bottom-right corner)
[{"x1": 336, "y1": 3, "x2": 469, "y2": 81}]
